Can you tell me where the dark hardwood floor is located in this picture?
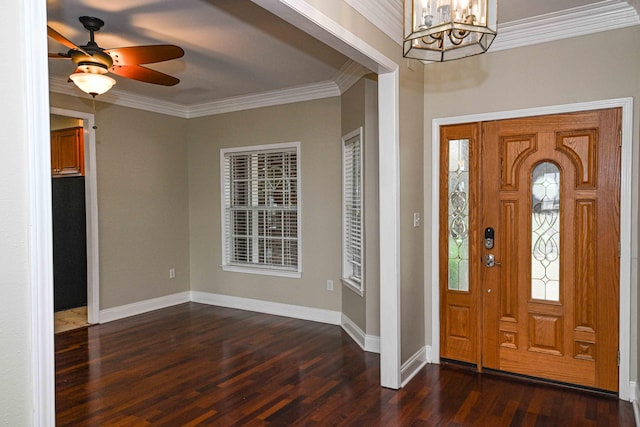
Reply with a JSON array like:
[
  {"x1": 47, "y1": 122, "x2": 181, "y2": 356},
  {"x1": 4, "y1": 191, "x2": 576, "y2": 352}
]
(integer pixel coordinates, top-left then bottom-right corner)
[{"x1": 56, "y1": 302, "x2": 635, "y2": 426}]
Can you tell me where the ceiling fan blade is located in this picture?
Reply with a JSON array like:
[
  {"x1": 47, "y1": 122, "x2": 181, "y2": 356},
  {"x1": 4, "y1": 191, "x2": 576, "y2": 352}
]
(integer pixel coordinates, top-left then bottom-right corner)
[
  {"x1": 109, "y1": 64, "x2": 180, "y2": 86},
  {"x1": 47, "y1": 26, "x2": 91, "y2": 57},
  {"x1": 48, "y1": 53, "x2": 70, "y2": 59},
  {"x1": 105, "y1": 45, "x2": 184, "y2": 66}
]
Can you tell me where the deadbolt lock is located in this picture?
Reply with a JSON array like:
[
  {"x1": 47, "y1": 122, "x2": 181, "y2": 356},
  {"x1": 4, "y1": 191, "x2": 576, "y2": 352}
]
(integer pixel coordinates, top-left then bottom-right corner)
[{"x1": 484, "y1": 227, "x2": 495, "y2": 249}]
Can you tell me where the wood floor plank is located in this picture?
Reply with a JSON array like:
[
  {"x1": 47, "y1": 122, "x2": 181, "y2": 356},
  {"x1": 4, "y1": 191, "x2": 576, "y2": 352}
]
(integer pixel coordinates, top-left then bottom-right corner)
[{"x1": 55, "y1": 303, "x2": 635, "y2": 426}]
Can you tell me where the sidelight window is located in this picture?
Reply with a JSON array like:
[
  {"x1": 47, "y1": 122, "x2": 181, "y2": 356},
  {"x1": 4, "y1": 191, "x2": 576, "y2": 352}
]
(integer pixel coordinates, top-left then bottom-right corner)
[{"x1": 447, "y1": 139, "x2": 470, "y2": 292}]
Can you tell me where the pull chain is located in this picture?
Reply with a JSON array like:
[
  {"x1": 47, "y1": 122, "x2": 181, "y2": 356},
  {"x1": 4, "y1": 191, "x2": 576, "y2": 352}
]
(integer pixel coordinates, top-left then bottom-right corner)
[{"x1": 92, "y1": 96, "x2": 98, "y2": 130}]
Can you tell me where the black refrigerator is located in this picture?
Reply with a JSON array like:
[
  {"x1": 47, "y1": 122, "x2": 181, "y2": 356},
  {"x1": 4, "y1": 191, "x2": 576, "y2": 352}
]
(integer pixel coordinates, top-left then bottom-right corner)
[{"x1": 52, "y1": 176, "x2": 87, "y2": 311}]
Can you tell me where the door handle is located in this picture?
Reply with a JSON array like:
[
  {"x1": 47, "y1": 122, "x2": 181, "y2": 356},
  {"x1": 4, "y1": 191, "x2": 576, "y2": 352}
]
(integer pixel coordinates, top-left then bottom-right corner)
[{"x1": 485, "y1": 254, "x2": 501, "y2": 267}]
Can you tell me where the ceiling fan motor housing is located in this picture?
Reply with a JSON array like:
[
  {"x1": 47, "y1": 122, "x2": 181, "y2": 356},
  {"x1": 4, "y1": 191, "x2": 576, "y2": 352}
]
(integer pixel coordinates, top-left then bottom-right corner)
[
  {"x1": 69, "y1": 49, "x2": 113, "y2": 70},
  {"x1": 68, "y1": 16, "x2": 113, "y2": 71}
]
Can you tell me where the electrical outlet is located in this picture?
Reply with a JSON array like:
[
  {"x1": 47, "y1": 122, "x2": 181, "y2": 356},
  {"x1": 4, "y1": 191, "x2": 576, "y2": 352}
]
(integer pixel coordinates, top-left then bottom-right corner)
[
  {"x1": 326, "y1": 279, "x2": 334, "y2": 291},
  {"x1": 169, "y1": 268, "x2": 176, "y2": 279},
  {"x1": 413, "y1": 212, "x2": 421, "y2": 228}
]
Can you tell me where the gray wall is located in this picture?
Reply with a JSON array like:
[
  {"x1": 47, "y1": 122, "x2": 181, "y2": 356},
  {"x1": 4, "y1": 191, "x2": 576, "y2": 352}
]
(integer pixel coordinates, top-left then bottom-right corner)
[
  {"x1": 364, "y1": 77, "x2": 381, "y2": 337},
  {"x1": 400, "y1": 60, "x2": 426, "y2": 363},
  {"x1": 423, "y1": 26, "x2": 640, "y2": 380},
  {"x1": 341, "y1": 78, "x2": 367, "y2": 328},
  {"x1": 341, "y1": 75, "x2": 381, "y2": 336},
  {"x1": 49, "y1": 94, "x2": 345, "y2": 313},
  {"x1": 49, "y1": 93, "x2": 191, "y2": 309},
  {"x1": 188, "y1": 98, "x2": 343, "y2": 311}
]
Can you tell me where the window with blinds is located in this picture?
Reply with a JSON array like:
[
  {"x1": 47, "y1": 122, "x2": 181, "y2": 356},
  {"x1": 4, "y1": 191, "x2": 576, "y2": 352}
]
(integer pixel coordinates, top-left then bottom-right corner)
[
  {"x1": 342, "y1": 128, "x2": 364, "y2": 295},
  {"x1": 221, "y1": 142, "x2": 301, "y2": 277}
]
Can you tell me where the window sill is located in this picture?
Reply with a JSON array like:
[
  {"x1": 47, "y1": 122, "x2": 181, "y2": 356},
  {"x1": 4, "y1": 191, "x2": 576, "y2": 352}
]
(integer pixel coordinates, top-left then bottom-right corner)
[
  {"x1": 342, "y1": 278, "x2": 364, "y2": 296},
  {"x1": 222, "y1": 264, "x2": 302, "y2": 279}
]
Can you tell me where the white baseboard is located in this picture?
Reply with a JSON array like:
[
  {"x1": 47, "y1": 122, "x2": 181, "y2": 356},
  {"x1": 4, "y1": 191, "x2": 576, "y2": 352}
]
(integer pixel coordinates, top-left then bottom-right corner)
[
  {"x1": 341, "y1": 314, "x2": 381, "y2": 353},
  {"x1": 401, "y1": 346, "x2": 428, "y2": 387},
  {"x1": 365, "y1": 334, "x2": 382, "y2": 353},
  {"x1": 190, "y1": 291, "x2": 341, "y2": 325},
  {"x1": 99, "y1": 291, "x2": 191, "y2": 323},
  {"x1": 425, "y1": 345, "x2": 435, "y2": 363},
  {"x1": 98, "y1": 291, "x2": 342, "y2": 326}
]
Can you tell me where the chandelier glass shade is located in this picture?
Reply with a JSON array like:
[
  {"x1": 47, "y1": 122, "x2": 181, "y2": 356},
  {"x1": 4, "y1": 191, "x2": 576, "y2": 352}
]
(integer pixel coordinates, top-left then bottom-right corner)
[{"x1": 403, "y1": 0, "x2": 497, "y2": 62}]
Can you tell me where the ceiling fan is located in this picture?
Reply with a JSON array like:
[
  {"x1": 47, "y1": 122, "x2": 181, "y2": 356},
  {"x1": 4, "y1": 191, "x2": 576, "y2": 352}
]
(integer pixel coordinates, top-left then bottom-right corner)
[{"x1": 48, "y1": 16, "x2": 184, "y2": 96}]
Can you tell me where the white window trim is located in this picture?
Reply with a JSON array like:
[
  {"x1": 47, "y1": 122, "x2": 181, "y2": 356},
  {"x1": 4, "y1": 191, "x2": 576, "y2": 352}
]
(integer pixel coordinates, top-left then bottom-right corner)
[
  {"x1": 220, "y1": 141, "x2": 302, "y2": 278},
  {"x1": 342, "y1": 127, "x2": 364, "y2": 296}
]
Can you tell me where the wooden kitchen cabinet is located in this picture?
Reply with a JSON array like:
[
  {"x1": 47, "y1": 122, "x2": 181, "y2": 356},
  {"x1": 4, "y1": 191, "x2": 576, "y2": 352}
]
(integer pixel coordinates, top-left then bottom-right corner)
[{"x1": 51, "y1": 127, "x2": 84, "y2": 177}]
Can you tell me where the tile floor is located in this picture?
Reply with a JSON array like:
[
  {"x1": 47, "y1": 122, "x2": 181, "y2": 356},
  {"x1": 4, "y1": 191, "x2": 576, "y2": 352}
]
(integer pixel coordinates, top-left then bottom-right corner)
[{"x1": 54, "y1": 306, "x2": 89, "y2": 333}]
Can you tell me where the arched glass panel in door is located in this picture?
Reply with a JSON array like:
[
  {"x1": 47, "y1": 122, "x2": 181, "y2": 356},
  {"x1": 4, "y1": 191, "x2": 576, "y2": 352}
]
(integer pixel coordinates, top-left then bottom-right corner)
[{"x1": 531, "y1": 162, "x2": 560, "y2": 302}]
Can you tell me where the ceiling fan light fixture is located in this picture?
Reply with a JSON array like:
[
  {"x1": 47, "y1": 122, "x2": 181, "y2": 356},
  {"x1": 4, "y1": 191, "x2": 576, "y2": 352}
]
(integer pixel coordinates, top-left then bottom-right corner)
[
  {"x1": 403, "y1": 0, "x2": 497, "y2": 62},
  {"x1": 69, "y1": 72, "x2": 116, "y2": 97}
]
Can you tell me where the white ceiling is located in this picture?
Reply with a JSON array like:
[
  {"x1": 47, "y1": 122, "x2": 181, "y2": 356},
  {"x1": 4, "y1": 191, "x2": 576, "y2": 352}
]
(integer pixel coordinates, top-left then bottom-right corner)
[
  {"x1": 47, "y1": 0, "x2": 639, "y2": 113},
  {"x1": 47, "y1": 0, "x2": 352, "y2": 106}
]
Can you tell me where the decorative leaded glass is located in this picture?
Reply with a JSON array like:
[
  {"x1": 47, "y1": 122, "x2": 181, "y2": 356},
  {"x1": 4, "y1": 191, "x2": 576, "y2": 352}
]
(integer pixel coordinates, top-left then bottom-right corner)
[
  {"x1": 448, "y1": 139, "x2": 469, "y2": 291},
  {"x1": 531, "y1": 162, "x2": 560, "y2": 301}
]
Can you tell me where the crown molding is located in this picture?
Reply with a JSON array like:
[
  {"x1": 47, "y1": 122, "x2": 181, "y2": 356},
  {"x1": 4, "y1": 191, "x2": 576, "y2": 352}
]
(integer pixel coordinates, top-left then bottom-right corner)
[
  {"x1": 333, "y1": 59, "x2": 370, "y2": 93},
  {"x1": 187, "y1": 81, "x2": 340, "y2": 118},
  {"x1": 491, "y1": 0, "x2": 640, "y2": 53},
  {"x1": 50, "y1": 75, "x2": 341, "y2": 118},
  {"x1": 344, "y1": 0, "x2": 402, "y2": 45},
  {"x1": 50, "y1": 61, "x2": 364, "y2": 118},
  {"x1": 353, "y1": 0, "x2": 639, "y2": 52}
]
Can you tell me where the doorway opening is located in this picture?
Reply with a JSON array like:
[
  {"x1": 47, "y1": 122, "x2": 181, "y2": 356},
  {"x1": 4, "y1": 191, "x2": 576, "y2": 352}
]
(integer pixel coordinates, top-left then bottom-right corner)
[
  {"x1": 51, "y1": 115, "x2": 88, "y2": 332},
  {"x1": 50, "y1": 108, "x2": 100, "y2": 328}
]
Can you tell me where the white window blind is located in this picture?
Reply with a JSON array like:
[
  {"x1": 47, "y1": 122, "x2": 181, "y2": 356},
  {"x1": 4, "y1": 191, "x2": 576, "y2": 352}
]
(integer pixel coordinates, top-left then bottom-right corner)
[
  {"x1": 221, "y1": 142, "x2": 301, "y2": 276},
  {"x1": 342, "y1": 128, "x2": 363, "y2": 294}
]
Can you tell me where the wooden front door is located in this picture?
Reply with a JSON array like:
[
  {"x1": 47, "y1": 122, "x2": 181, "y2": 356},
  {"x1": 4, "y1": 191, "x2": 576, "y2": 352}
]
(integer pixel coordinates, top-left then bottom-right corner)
[{"x1": 440, "y1": 109, "x2": 621, "y2": 392}]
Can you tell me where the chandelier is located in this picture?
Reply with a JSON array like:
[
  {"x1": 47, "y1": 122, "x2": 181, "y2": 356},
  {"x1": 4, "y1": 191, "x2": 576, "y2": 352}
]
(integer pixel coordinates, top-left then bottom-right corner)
[{"x1": 403, "y1": 0, "x2": 497, "y2": 62}]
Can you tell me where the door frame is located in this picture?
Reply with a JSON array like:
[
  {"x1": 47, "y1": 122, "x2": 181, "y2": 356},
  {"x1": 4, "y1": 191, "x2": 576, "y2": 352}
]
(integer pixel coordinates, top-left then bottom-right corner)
[
  {"x1": 429, "y1": 98, "x2": 634, "y2": 400},
  {"x1": 50, "y1": 107, "x2": 100, "y2": 325}
]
